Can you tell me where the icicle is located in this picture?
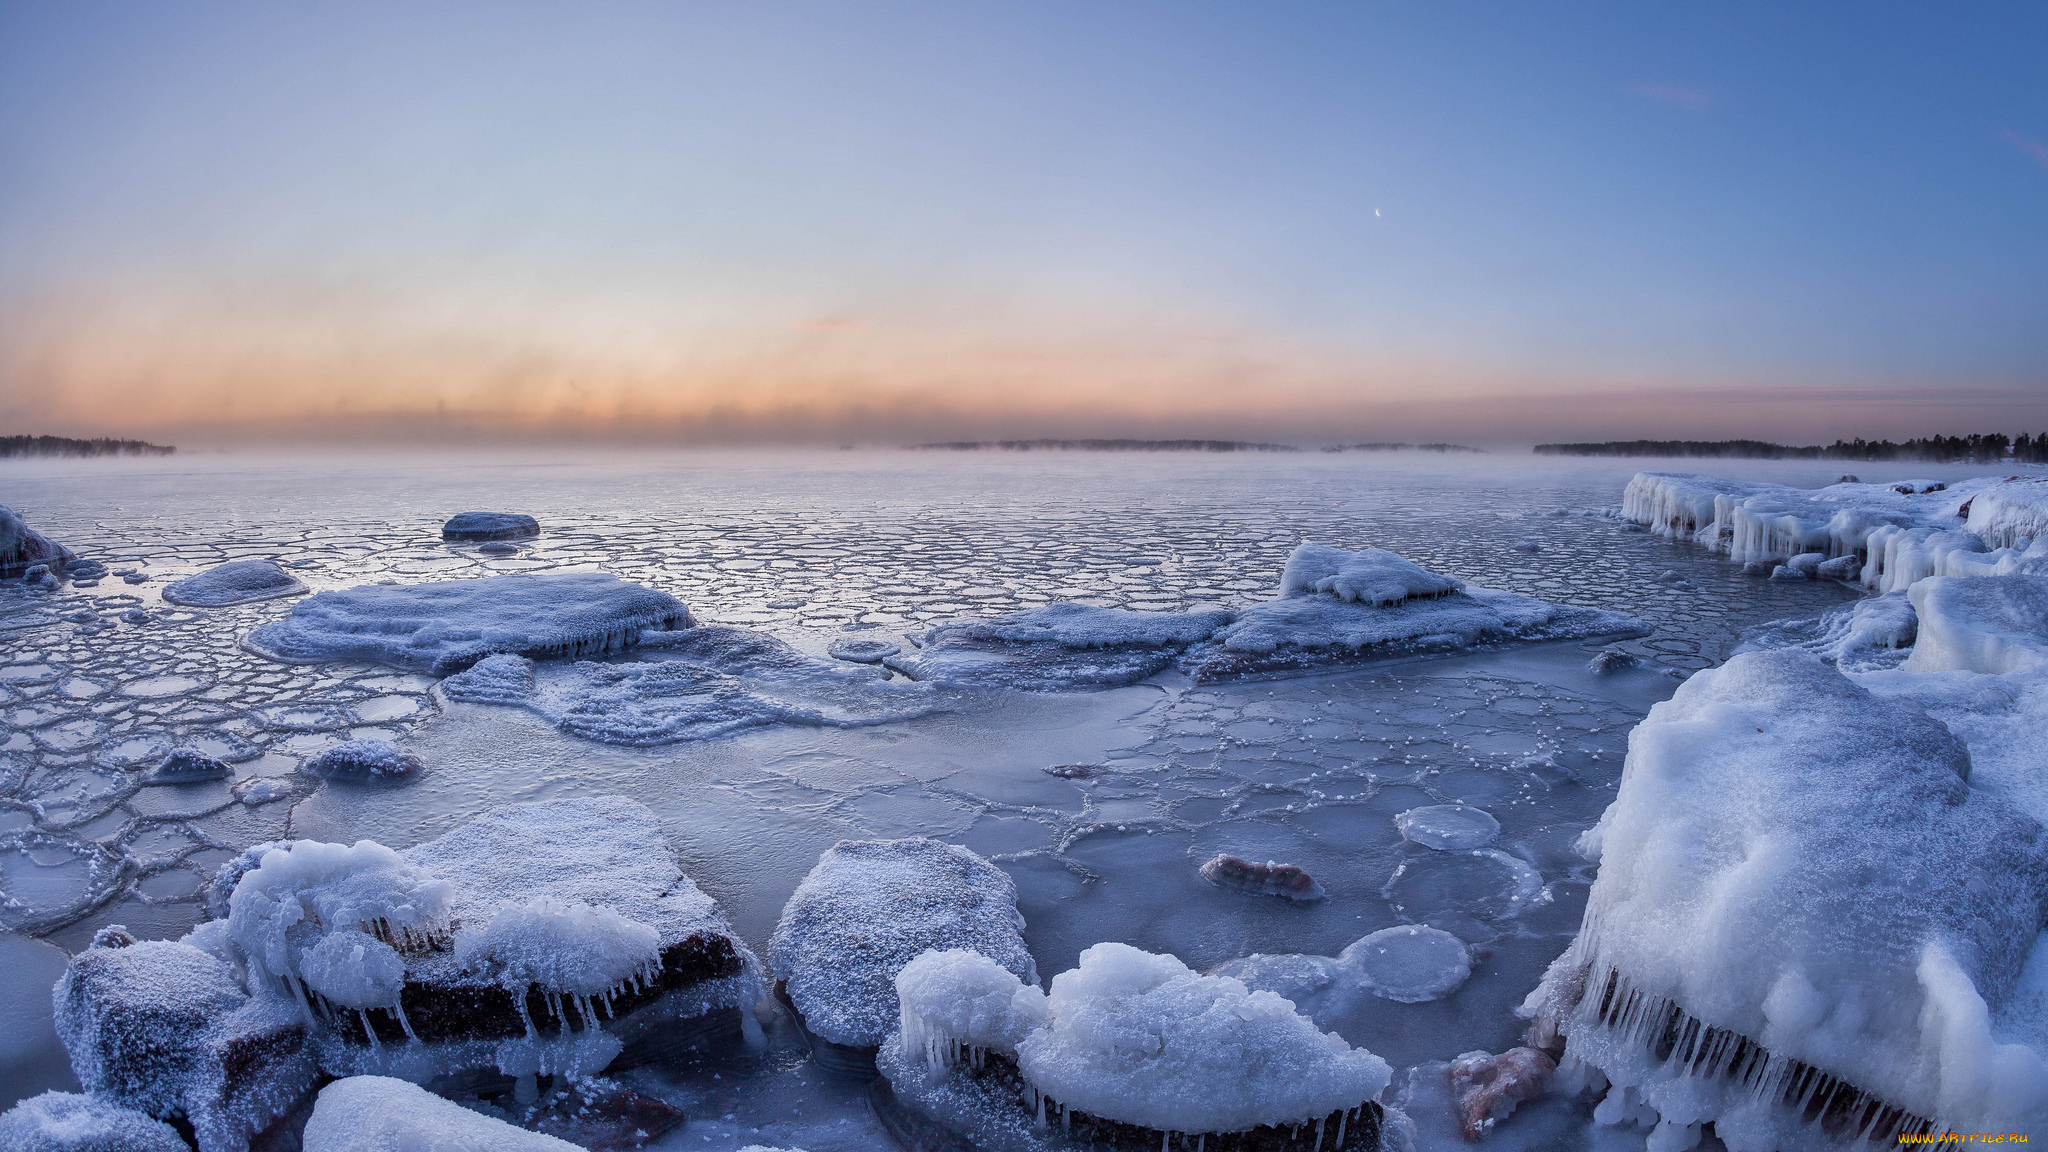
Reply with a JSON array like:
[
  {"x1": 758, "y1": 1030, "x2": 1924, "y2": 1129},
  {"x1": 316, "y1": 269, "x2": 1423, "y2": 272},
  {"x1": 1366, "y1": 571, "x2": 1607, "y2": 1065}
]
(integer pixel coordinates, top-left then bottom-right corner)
[
  {"x1": 1314, "y1": 1115, "x2": 1326, "y2": 1151},
  {"x1": 1160, "y1": 1133, "x2": 1168, "y2": 1152},
  {"x1": 392, "y1": 998, "x2": 420, "y2": 1044},
  {"x1": 1334, "y1": 1110, "x2": 1345, "y2": 1147},
  {"x1": 357, "y1": 1008, "x2": 379, "y2": 1047}
]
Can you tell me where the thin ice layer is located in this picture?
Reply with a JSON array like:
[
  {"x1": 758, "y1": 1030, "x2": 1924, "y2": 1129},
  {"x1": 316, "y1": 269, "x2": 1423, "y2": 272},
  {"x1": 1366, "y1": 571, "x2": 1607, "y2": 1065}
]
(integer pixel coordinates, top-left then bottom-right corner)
[
  {"x1": 443, "y1": 626, "x2": 940, "y2": 745},
  {"x1": 1523, "y1": 649, "x2": 2048, "y2": 1141},
  {"x1": 1184, "y1": 545, "x2": 1643, "y2": 682},
  {"x1": 0, "y1": 1091, "x2": 190, "y2": 1152},
  {"x1": 887, "y1": 602, "x2": 1234, "y2": 690},
  {"x1": 1014, "y1": 942, "x2": 1392, "y2": 1135},
  {"x1": 243, "y1": 572, "x2": 692, "y2": 675},
  {"x1": 770, "y1": 838, "x2": 1036, "y2": 1048},
  {"x1": 300, "y1": 1076, "x2": 581, "y2": 1152},
  {"x1": 161, "y1": 560, "x2": 307, "y2": 607}
]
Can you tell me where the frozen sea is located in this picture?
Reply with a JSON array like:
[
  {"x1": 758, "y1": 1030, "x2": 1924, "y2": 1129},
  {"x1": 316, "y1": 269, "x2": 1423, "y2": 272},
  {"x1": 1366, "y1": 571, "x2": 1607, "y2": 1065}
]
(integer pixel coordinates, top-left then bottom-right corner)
[{"x1": 0, "y1": 448, "x2": 2010, "y2": 1149}]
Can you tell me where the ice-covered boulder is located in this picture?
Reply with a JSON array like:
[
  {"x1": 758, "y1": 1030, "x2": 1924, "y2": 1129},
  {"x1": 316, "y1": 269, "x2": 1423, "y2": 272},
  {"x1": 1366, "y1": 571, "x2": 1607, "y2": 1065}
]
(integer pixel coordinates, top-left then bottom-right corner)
[
  {"x1": 1964, "y1": 477, "x2": 2048, "y2": 550},
  {"x1": 161, "y1": 560, "x2": 307, "y2": 607},
  {"x1": 1182, "y1": 544, "x2": 1644, "y2": 682},
  {"x1": 887, "y1": 602, "x2": 1233, "y2": 690},
  {"x1": 303, "y1": 738, "x2": 423, "y2": 782},
  {"x1": 221, "y1": 796, "x2": 762, "y2": 1086},
  {"x1": 301, "y1": 1076, "x2": 581, "y2": 1151},
  {"x1": 876, "y1": 942, "x2": 1394, "y2": 1150},
  {"x1": 0, "y1": 1091, "x2": 190, "y2": 1152},
  {"x1": 441, "y1": 511, "x2": 541, "y2": 541},
  {"x1": 444, "y1": 626, "x2": 937, "y2": 745},
  {"x1": 53, "y1": 937, "x2": 315, "y2": 1152},
  {"x1": 0, "y1": 505, "x2": 75, "y2": 579},
  {"x1": 243, "y1": 572, "x2": 692, "y2": 675},
  {"x1": 770, "y1": 838, "x2": 1036, "y2": 1065},
  {"x1": 1905, "y1": 575, "x2": 2048, "y2": 676},
  {"x1": 1522, "y1": 649, "x2": 2048, "y2": 1146}
]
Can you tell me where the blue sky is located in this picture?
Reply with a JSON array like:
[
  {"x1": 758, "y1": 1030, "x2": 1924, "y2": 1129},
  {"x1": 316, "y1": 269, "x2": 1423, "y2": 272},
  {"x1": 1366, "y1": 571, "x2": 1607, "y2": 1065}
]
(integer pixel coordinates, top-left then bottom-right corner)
[{"x1": 1, "y1": 1, "x2": 2043, "y2": 443}]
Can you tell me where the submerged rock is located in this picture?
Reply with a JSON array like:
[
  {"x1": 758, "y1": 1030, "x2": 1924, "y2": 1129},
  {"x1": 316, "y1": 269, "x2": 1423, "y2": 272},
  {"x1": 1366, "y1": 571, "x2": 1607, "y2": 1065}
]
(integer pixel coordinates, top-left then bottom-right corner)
[
  {"x1": 443, "y1": 511, "x2": 542, "y2": 541},
  {"x1": 162, "y1": 560, "x2": 308, "y2": 608},
  {"x1": 1585, "y1": 647, "x2": 1639, "y2": 675},
  {"x1": 771, "y1": 838, "x2": 1035, "y2": 1072},
  {"x1": 243, "y1": 573, "x2": 692, "y2": 675},
  {"x1": 1448, "y1": 1047, "x2": 1555, "y2": 1140},
  {"x1": 1199, "y1": 853, "x2": 1326, "y2": 902}
]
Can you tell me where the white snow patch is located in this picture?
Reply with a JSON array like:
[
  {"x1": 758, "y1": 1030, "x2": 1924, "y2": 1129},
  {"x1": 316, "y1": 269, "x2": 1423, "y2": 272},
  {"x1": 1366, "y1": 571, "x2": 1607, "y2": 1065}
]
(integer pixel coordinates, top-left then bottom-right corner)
[
  {"x1": 301, "y1": 1075, "x2": 581, "y2": 1151},
  {"x1": 0, "y1": 1091, "x2": 189, "y2": 1152},
  {"x1": 897, "y1": 949, "x2": 1051, "y2": 1072}
]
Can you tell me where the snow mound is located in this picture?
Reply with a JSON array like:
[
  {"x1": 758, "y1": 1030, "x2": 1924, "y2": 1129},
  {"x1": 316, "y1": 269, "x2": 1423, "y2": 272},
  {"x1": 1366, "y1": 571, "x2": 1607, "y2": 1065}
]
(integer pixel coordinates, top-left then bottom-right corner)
[
  {"x1": 897, "y1": 949, "x2": 1051, "y2": 1070},
  {"x1": 454, "y1": 895, "x2": 663, "y2": 996},
  {"x1": 1523, "y1": 649, "x2": 2048, "y2": 1142},
  {"x1": 771, "y1": 838, "x2": 1036, "y2": 1048},
  {"x1": 445, "y1": 626, "x2": 937, "y2": 745},
  {"x1": 243, "y1": 573, "x2": 692, "y2": 675},
  {"x1": 161, "y1": 560, "x2": 307, "y2": 607},
  {"x1": 0, "y1": 505, "x2": 75, "y2": 579},
  {"x1": 226, "y1": 839, "x2": 457, "y2": 1000},
  {"x1": 1184, "y1": 546, "x2": 1643, "y2": 682},
  {"x1": 1199, "y1": 853, "x2": 1326, "y2": 901},
  {"x1": 1013, "y1": 942, "x2": 1392, "y2": 1134},
  {"x1": 1393, "y1": 803, "x2": 1500, "y2": 850},
  {"x1": 887, "y1": 602, "x2": 1233, "y2": 690},
  {"x1": 441, "y1": 511, "x2": 540, "y2": 541},
  {"x1": 1905, "y1": 575, "x2": 2048, "y2": 676},
  {"x1": 1281, "y1": 543, "x2": 1461, "y2": 605},
  {"x1": 301, "y1": 1076, "x2": 581, "y2": 1151},
  {"x1": 1338, "y1": 926, "x2": 1471, "y2": 1003},
  {"x1": 303, "y1": 738, "x2": 422, "y2": 782},
  {"x1": 1965, "y1": 478, "x2": 2048, "y2": 549},
  {"x1": 0, "y1": 1091, "x2": 189, "y2": 1152}
]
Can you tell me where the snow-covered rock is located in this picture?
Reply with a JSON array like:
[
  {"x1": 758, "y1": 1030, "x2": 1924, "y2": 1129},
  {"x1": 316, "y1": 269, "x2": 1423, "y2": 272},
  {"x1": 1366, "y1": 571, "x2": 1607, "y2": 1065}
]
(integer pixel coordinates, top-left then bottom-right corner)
[
  {"x1": 221, "y1": 796, "x2": 761, "y2": 1085},
  {"x1": 441, "y1": 511, "x2": 540, "y2": 541},
  {"x1": 1522, "y1": 649, "x2": 2048, "y2": 1146},
  {"x1": 1183, "y1": 545, "x2": 1644, "y2": 683},
  {"x1": 0, "y1": 1091, "x2": 190, "y2": 1152},
  {"x1": 770, "y1": 838, "x2": 1036, "y2": 1052},
  {"x1": 877, "y1": 942, "x2": 1394, "y2": 1150},
  {"x1": 302, "y1": 738, "x2": 422, "y2": 782},
  {"x1": 53, "y1": 936, "x2": 315, "y2": 1152},
  {"x1": 0, "y1": 505, "x2": 75, "y2": 579},
  {"x1": 161, "y1": 560, "x2": 307, "y2": 608},
  {"x1": 244, "y1": 572, "x2": 692, "y2": 675},
  {"x1": 300, "y1": 1076, "x2": 581, "y2": 1151},
  {"x1": 887, "y1": 602, "x2": 1233, "y2": 690},
  {"x1": 444, "y1": 626, "x2": 937, "y2": 745}
]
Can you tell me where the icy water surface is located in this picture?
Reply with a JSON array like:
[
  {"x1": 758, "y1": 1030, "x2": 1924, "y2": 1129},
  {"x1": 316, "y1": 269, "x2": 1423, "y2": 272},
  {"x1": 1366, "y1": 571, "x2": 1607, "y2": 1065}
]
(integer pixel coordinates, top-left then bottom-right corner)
[{"x1": 4, "y1": 449, "x2": 1984, "y2": 1146}]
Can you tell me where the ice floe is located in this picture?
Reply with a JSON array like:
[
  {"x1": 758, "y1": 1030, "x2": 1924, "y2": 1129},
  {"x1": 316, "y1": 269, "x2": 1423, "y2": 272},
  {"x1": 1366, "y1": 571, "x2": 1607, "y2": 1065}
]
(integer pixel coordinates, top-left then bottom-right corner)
[
  {"x1": 770, "y1": 838, "x2": 1036, "y2": 1055},
  {"x1": 444, "y1": 625, "x2": 939, "y2": 745},
  {"x1": 886, "y1": 601, "x2": 1233, "y2": 690},
  {"x1": 160, "y1": 560, "x2": 307, "y2": 608},
  {"x1": 1393, "y1": 803, "x2": 1500, "y2": 850},
  {"x1": 244, "y1": 572, "x2": 692, "y2": 674}
]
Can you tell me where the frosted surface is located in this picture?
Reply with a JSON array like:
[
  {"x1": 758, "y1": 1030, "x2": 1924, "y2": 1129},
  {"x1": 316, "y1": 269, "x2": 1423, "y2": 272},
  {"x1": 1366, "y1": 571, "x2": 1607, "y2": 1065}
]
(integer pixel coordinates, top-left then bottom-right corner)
[
  {"x1": 6, "y1": 449, "x2": 2019, "y2": 1144},
  {"x1": 160, "y1": 560, "x2": 307, "y2": 608}
]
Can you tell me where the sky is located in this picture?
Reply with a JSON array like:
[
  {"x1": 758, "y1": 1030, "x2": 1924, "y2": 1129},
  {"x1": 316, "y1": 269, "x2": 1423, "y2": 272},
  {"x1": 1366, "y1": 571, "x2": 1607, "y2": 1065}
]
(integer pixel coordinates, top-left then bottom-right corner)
[{"x1": 1, "y1": 1, "x2": 2044, "y2": 446}]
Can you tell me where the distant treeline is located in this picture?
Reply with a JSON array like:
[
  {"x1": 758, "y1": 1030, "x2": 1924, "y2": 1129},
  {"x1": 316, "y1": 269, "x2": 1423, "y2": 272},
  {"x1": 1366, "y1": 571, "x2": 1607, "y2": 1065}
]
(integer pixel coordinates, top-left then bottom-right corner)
[
  {"x1": 915, "y1": 439, "x2": 1299, "y2": 452},
  {"x1": 1, "y1": 435, "x2": 176, "y2": 458},
  {"x1": 1322, "y1": 442, "x2": 1483, "y2": 454},
  {"x1": 1535, "y1": 435, "x2": 2048, "y2": 464}
]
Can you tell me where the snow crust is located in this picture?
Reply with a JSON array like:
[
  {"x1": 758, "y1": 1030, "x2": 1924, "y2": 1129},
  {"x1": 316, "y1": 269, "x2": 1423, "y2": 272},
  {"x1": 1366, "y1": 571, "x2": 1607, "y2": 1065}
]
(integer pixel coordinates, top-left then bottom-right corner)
[
  {"x1": 1281, "y1": 544, "x2": 1462, "y2": 605},
  {"x1": 0, "y1": 1091, "x2": 189, "y2": 1152},
  {"x1": 243, "y1": 573, "x2": 692, "y2": 675},
  {"x1": 444, "y1": 625, "x2": 938, "y2": 745},
  {"x1": 1524, "y1": 648, "x2": 2048, "y2": 1141},
  {"x1": 770, "y1": 838, "x2": 1035, "y2": 1048},
  {"x1": 1012, "y1": 942, "x2": 1392, "y2": 1134},
  {"x1": 301, "y1": 1075, "x2": 582, "y2": 1151},
  {"x1": 887, "y1": 601, "x2": 1233, "y2": 690},
  {"x1": 161, "y1": 560, "x2": 308, "y2": 607}
]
